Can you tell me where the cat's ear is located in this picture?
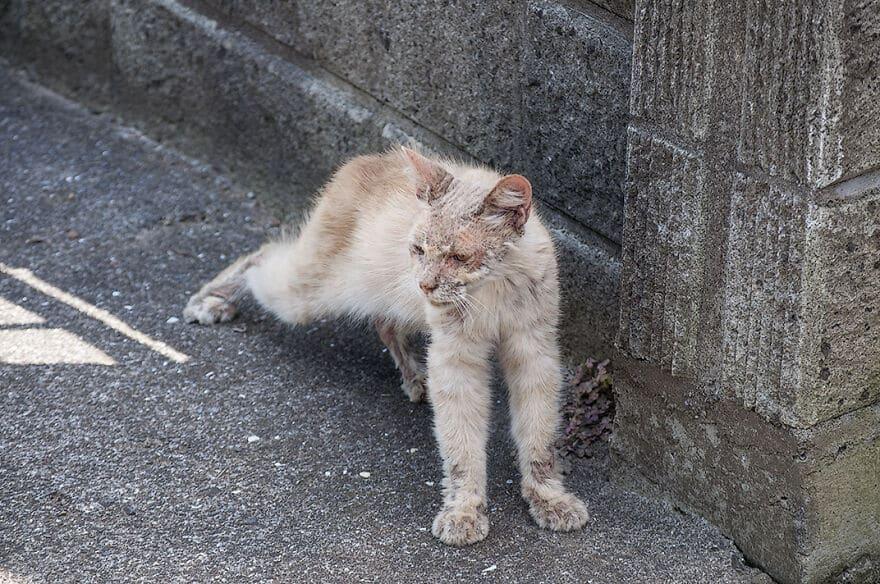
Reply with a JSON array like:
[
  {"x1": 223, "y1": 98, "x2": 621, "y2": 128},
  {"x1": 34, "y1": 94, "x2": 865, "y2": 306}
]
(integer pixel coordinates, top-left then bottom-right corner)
[
  {"x1": 482, "y1": 174, "x2": 532, "y2": 232},
  {"x1": 402, "y1": 147, "x2": 452, "y2": 203}
]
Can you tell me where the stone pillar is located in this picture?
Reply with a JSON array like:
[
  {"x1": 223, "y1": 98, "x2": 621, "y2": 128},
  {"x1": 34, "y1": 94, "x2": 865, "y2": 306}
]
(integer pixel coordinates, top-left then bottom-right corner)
[{"x1": 613, "y1": 1, "x2": 880, "y2": 582}]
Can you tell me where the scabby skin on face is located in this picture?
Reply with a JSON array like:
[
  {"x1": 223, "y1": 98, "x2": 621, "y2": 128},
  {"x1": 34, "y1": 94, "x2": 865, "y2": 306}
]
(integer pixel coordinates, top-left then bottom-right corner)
[{"x1": 405, "y1": 149, "x2": 532, "y2": 311}]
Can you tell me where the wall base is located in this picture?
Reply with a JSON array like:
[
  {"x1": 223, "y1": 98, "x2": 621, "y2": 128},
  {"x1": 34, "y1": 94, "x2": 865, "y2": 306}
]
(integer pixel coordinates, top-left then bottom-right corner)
[{"x1": 611, "y1": 358, "x2": 880, "y2": 584}]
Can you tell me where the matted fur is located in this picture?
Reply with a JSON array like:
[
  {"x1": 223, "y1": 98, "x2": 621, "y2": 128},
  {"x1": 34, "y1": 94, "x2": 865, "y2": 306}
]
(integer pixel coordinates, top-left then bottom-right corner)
[{"x1": 183, "y1": 147, "x2": 588, "y2": 545}]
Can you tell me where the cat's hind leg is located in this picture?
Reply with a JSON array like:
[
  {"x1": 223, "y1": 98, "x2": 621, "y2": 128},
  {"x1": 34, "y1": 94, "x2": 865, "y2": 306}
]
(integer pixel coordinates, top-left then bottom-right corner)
[
  {"x1": 183, "y1": 248, "x2": 264, "y2": 325},
  {"x1": 374, "y1": 317, "x2": 427, "y2": 403}
]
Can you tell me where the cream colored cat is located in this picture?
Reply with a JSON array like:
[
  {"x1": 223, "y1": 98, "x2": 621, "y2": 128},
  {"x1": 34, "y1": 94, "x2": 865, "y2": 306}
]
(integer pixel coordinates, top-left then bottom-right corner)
[{"x1": 183, "y1": 147, "x2": 589, "y2": 545}]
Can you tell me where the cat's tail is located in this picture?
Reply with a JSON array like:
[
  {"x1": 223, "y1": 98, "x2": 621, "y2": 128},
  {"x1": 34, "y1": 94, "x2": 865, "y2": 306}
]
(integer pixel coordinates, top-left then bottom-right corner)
[{"x1": 246, "y1": 239, "x2": 316, "y2": 325}]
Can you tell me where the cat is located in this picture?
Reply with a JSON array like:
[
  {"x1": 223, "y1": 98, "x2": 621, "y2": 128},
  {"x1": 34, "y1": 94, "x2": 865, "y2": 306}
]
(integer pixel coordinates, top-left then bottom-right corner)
[{"x1": 183, "y1": 147, "x2": 589, "y2": 545}]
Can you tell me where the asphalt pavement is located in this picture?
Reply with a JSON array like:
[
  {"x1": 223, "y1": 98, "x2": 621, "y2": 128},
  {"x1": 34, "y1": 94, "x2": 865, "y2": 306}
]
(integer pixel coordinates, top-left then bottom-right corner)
[{"x1": 0, "y1": 64, "x2": 766, "y2": 583}]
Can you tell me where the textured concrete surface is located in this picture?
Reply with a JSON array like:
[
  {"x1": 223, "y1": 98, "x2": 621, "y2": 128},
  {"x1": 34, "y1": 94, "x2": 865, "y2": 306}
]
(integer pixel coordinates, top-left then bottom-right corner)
[
  {"x1": 629, "y1": 0, "x2": 880, "y2": 188},
  {"x1": 204, "y1": 0, "x2": 525, "y2": 170},
  {"x1": 617, "y1": 0, "x2": 880, "y2": 582},
  {"x1": 196, "y1": 0, "x2": 633, "y2": 243},
  {"x1": 0, "y1": 67, "x2": 763, "y2": 584},
  {"x1": 798, "y1": 190, "x2": 880, "y2": 424},
  {"x1": 0, "y1": 0, "x2": 112, "y2": 105},
  {"x1": 111, "y1": 0, "x2": 438, "y2": 221},
  {"x1": 734, "y1": 0, "x2": 880, "y2": 187},
  {"x1": 612, "y1": 360, "x2": 880, "y2": 584},
  {"x1": 719, "y1": 172, "x2": 808, "y2": 424},
  {"x1": 617, "y1": 126, "x2": 705, "y2": 378},
  {"x1": 522, "y1": 0, "x2": 631, "y2": 243}
]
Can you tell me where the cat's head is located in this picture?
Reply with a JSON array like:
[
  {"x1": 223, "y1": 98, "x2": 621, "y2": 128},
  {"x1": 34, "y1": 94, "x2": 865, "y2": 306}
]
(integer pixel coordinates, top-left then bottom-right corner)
[{"x1": 403, "y1": 148, "x2": 532, "y2": 307}]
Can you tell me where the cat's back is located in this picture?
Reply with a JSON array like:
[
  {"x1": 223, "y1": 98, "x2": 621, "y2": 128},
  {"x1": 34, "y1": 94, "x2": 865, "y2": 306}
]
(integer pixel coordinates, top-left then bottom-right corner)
[
  {"x1": 300, "y1": 149, "x2": 418, "y2": 263},
  {"x1": 322, "y1": 150, "x2": 414, "y2": 210},
  {"x1": 303, "y1": 150, "x2": 426, "y2": 323}
]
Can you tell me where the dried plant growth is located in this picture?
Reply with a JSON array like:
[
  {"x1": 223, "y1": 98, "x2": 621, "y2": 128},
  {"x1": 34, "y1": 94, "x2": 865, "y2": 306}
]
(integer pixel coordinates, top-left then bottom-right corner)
[{"x1": 558, "y1": 359, "x2": 614, "y2": 458}]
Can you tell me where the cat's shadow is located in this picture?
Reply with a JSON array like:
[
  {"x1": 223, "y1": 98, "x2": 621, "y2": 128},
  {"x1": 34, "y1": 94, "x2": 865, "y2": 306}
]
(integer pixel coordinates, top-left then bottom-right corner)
[
  {"x1": 234, "y1": 296, "x2": 426, "y2": 402},
  {"x1": 230, "y1": 297, "x2": 527, "y2": 454}
]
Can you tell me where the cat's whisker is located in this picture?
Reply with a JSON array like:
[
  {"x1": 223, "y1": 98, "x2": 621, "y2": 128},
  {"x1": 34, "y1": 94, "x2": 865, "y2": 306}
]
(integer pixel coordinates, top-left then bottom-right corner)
[
  {"x1": 465, "y1": 292, "x2": 490, "y2": 316},
  {"x1": 452, "y1": 291, "x2": 481, "y2": 320},
  {"x1": 458, "y1": 296, "x2": 477, "y2": 318},
  {"x1": 451, "y1": 295, "x2": 471, "y2": 318}
]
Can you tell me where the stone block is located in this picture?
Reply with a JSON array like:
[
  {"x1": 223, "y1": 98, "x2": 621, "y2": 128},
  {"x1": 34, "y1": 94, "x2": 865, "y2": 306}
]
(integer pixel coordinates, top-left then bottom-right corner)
[
  {"x1": 612, "y1": 358, "x2": 880, "y2": 584},
  {"x1": 204, "y1": 0, "x2": 633, "y2": 244},
  {"x1": 839, "y1": 0, "x2": 880, "y2": 186},
  {"x1": 631, "y1": 0, "x2": 880, "y2": 188},
  {"x1": 801, "y1": 404, "x2": 880, "y2": 583},
  {"x1": 797, "y1": 188, "x2": 880, "y2": 425},
  {"x1": 735, "y1": 1, "x2": 838, "y2": 187},
  {"x1": 617, "y1": 127, "x2": 706, "y2": 377},
  {"x1": 629, "y1": 0, "x2": 715, "y2": 141},
  {"x1": 204, "y1": 0, "x2": 525, "y2": 171},
  {"x1": 550, "y1": 218, "x2": 621, "y2": 360},
  {"x1": 522, "y1": 0, "x2": 632, "y2": 242},
  {"x1": 110, "y1": 0, "x2": 449, "y2": 218},
  {"x1": 719, "y1": 175, "x2": 808, "y2": 424},
  {"x1": 717, "y1": 178, "x2": 880, "y2": 428},
  {"x1": 0, "y1": 0, "x2": 112, "y2": 104},
  {"x1": 733, "y1": 0, "x2": 880, "y2": 187}
]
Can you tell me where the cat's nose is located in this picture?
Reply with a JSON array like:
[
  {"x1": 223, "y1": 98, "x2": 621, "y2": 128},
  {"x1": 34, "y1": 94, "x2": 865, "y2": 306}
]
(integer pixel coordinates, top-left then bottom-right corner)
[{"x1": 420, "y1": 281, "x2": 438, "y2": 294}]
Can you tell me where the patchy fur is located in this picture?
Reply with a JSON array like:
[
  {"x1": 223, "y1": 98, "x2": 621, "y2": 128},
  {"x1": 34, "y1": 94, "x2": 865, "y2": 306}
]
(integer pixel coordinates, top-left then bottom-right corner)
[
  {"x1": 530, "y1": 454, "x2": 557, "y2": 484},
  {"x1": 522, "y1": 485, "x2": 590, "y2": 532},
  {"x1": 183, "y1": 147, "x2": 588, "y2": 545}
]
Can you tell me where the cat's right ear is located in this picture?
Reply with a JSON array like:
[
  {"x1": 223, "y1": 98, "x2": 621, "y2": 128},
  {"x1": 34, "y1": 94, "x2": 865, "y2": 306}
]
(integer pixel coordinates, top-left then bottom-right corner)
[{"x1": 402, "y1": 147, "x2": 452, "y2": 203}]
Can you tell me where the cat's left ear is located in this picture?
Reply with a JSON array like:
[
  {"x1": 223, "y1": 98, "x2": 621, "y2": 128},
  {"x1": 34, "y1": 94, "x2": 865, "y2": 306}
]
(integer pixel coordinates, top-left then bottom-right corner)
[{"x1": 482, "y1": 174, "x2": 532, "y2": 232}]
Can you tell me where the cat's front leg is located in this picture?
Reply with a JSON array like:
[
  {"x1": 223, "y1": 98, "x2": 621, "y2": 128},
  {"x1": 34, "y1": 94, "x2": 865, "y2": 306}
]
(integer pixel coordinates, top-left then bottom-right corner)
[
  {"x1": 427, "y1": 328, "x2": 493, "y2": 546},
  {"x1": 499, "y1": 326, "x2": 589, "y2": 532}
]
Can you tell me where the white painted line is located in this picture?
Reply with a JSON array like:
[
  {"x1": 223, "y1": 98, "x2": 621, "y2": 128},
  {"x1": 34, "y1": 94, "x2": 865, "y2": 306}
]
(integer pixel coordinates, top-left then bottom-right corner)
[
  {"x1": 0, "y1": 328, "x2": 116, "y2": 365},
  {"x1": 0, "y1": 263, "x2": 190, "y2": 364},
  {"x1": 0, "y1": 295, "x2": 46, "y2": 325}
]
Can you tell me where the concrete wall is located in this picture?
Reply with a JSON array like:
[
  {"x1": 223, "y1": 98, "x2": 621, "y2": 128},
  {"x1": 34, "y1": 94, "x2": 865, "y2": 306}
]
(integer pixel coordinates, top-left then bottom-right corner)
[
  {"x1": 0, "y1": 0, "x2": 633, "y2": 360},
  {"x1": 615, "y1": 1, "x2": 880, "y2": 582}
]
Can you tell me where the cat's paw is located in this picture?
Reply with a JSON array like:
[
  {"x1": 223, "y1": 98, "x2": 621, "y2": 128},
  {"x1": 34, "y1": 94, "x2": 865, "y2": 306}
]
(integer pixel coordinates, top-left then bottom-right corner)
[
  {"x1": 431, "y1": 505, "x2": 489, "y2": 546},
  {"x1": 183, "y1": 294, "x2": 238, "y2": 325},
  {"x1": 524, "y1": 488, "x2": 589, "y2": 532},
  {"x1": 402, "y1": 374, "x2": 427, "y2": 403}
]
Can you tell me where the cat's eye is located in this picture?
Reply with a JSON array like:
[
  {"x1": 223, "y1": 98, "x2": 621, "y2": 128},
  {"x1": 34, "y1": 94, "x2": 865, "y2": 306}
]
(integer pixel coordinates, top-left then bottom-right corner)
[
  {"x1": 452, "y1": 253, "x2": 470, "y2": 263},
  {"x1": 411, "y1": 244, "x2": 425, "y2": 256}
]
